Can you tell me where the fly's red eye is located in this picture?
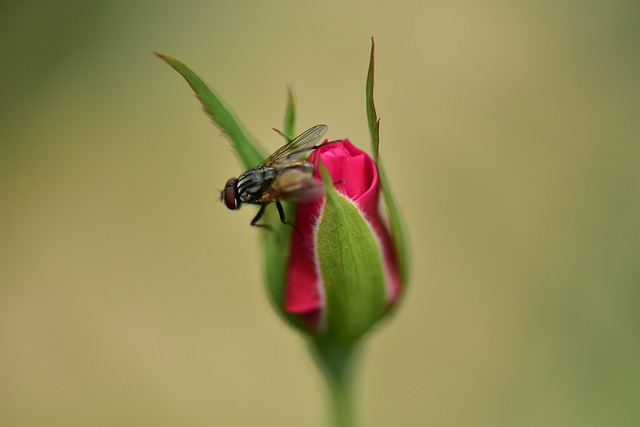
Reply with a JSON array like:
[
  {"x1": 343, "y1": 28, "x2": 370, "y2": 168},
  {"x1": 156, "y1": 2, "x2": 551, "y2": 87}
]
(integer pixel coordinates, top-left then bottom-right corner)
[{"x1": 223, "y1": 178, "x2": 239, "y2": 210}]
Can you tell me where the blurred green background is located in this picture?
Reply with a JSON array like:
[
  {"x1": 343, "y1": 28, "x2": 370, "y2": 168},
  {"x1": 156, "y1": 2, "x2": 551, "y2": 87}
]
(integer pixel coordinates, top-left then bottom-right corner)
[{"x1": 1, "y1": 0, "x2": 639, "y2": 426}]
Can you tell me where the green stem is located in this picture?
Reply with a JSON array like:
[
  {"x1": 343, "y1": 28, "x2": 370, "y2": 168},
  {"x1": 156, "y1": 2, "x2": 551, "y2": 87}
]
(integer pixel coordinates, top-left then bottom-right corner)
[
  {"x1": 309, "y1": 339, "x2": 361, "y2": 427},
  {"x1": 327, "y1": 367, "x2": 354, "y2": 427}
]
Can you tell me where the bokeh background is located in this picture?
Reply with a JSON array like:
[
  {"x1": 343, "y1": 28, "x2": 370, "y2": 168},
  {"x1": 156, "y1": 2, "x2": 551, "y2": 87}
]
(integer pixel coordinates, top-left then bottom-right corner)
[{"x1": 1, "y1": 1, "x2": 639, "y2": 426}]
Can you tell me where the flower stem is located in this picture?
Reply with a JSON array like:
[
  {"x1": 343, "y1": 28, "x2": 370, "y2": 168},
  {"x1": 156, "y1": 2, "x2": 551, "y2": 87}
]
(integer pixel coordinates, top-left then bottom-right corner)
[
  {"x1": 309, "y1": 339, "x2": 361, "y2": 427},
  {"x1": 327, "y1": 367, "x2": 354, "y2": 427}
]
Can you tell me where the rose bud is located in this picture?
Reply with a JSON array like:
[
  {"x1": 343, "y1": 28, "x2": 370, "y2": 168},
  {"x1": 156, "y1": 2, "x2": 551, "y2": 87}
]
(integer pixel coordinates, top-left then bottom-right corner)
[{"x1": 285, "y1": 139, "x2": 403, "y2": 342}]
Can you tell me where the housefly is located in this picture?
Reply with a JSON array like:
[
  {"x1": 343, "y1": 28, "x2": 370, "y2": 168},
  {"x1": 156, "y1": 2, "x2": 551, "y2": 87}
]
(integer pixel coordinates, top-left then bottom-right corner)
[{"x1": 221, "y1": 124, "x2": 329, "y2": 228}]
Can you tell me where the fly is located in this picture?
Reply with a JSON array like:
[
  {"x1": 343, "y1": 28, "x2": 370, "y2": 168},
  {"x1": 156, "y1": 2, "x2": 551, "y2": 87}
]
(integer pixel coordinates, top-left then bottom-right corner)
[{"x1": 221, "y1": 124, "x2": 330, "y2": 229}]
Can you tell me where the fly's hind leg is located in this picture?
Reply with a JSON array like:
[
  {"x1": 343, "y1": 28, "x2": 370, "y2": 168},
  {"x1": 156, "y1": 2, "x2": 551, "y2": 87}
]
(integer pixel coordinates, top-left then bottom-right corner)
[
  {"x1": 275, "y1": 202, "x2": 289, "y2": 225},
  {"x1": 276, "y1": 202, "x2": 304, "y2": 241}
]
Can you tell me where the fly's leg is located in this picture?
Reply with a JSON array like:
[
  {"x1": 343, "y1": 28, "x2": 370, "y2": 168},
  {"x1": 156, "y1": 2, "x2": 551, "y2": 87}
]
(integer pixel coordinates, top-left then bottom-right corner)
[
  {"x1": 250, "y1": 205, "x2": 273, "y2": 232},
  {"x1": 276, "y1": 202, "x2": 304, "y2": 241},
  {"x1": 250, "y1": 203, "x2": 304, "y2": 242},
  {"x1": 275, "y1": 202, "x2": 288, "y2": 224}
]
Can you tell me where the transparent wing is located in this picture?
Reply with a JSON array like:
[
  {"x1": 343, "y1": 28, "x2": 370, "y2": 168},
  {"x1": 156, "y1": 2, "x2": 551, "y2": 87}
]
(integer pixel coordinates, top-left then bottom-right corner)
[{"x1": 260, "y1": 124, "x2": 328, "y2": 166}]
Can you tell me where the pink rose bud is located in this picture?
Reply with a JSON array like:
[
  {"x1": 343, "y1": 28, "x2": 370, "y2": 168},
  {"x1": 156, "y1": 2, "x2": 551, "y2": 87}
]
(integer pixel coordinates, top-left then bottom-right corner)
[{"x1": 285, "y1": 139, "x2": 402, "y2": 339}]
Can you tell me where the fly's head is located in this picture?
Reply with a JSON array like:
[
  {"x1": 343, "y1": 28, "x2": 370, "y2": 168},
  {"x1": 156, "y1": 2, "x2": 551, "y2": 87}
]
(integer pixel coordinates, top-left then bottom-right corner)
[{"x1": 221, "y1": 177, "x2": 241, "y2": 210}]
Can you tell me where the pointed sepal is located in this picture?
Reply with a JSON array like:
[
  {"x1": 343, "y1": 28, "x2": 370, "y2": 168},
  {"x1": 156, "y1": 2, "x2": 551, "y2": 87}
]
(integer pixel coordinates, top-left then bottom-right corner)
[
  {"x1": 154, "y1": 52, "x2": 265, "y2": 169},
  {"x1": 315, "y1": 164, "x2": 388, "y2": 343},
  {"x1": 365, "y1": 39, "x2": 410, "y2": 286}
]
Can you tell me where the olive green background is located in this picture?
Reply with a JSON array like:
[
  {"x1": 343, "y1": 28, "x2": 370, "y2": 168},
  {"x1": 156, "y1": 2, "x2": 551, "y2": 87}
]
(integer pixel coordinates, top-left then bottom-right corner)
[{"x1": 1, "y1": 1, "x2": 639, "y2": 426}]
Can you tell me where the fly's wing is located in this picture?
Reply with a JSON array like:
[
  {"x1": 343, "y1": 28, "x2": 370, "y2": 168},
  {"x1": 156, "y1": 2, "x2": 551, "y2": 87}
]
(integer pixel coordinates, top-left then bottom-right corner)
[
  {"x1": 268, "y1": 168, "x2": 324, "y2": 203},
  {"x1": 260, "y1": 124, "x2": 328, "y2": 167}
]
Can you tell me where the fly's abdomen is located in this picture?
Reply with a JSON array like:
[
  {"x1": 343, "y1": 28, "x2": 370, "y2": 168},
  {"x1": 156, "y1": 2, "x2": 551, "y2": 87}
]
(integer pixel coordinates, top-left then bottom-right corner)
[{"x1": 236, "y1": 167, "x2": 277, "y2": 204}]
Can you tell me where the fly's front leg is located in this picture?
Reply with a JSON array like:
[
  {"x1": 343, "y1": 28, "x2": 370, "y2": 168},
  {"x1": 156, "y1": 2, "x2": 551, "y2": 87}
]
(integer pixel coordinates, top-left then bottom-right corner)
[{"x1": 250, "y1": 205, "x2": 273, "y2": 231}]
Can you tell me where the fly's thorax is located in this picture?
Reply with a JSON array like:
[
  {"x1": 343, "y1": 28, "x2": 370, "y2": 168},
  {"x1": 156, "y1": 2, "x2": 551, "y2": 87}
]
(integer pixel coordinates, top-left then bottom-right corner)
[{"x1": 236, "y1": 166, "x2": 277, "y2": 204}]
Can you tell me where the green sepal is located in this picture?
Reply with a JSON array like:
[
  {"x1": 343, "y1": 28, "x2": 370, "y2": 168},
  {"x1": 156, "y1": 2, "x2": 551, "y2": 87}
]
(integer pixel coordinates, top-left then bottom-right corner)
[
  {"x1": 366, "y1": 39, "x2": 380, "y2": 163},
  {"x1": 365, "y1": 39, "x2": 410, "y2": 286},
  {"x1": 261, "y1": 221, "x2": 300, "y2": 327},
  {"x1": 283, "y1": 86, "x2": 296, "y2": 140},
  {"x1": 156, "y1": 53, "x2": 304, "y2": 326},
  {"x1": 154, "y1": 52, "x2": 265, "y2": 169},
  {"x1": 315, "y1": 164, "x2": 388, "y2": 343}
]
